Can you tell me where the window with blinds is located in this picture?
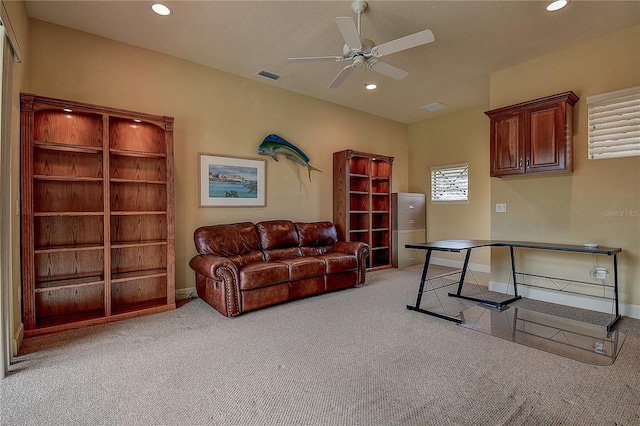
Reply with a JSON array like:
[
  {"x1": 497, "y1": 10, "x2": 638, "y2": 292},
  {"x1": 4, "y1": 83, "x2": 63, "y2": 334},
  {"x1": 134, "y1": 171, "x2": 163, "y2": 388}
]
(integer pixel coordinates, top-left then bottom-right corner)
[
  {"x1": 430, "y1": 163, "x2": 468, "y2": 202},
  {"x1": 587, "y1": 86, "x2": 640, "y2": 160}
]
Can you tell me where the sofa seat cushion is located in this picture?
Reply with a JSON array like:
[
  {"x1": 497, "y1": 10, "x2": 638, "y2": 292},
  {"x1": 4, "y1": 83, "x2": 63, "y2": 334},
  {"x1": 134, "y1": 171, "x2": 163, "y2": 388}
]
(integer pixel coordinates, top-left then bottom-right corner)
[
  {"x1": 239, "y1": 262, "x2": 289, "y2": 290},
  {"x1": 276, "y1": 256, "x2": 326, "y2": 280},
  {"x1": 317, "y1": 252, "x2": 358, "y2": 274}
]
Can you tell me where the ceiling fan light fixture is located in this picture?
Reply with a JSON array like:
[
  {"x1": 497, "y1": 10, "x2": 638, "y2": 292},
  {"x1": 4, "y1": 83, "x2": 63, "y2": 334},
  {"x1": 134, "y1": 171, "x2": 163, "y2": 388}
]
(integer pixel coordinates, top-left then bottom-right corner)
[
  {"x1": 364, "y1": 82, "x2": 377, "y2": 90},
  {"x1": 151, "y1": 3, "x2": 172, "y2": 16},
  {"x1": 546, "y1": 0, "x2": 568, "y2": 12}
]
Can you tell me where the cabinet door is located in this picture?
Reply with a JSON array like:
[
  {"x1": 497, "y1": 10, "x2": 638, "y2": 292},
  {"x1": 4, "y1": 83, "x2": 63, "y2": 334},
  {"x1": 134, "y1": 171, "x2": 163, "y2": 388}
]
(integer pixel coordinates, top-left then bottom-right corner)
[
  {"x1": 490, "y1": 111, "x2": 525, "y2": 177},
  {"x1": 526, "y1": 103, "x2": 569, "y2": 173}
]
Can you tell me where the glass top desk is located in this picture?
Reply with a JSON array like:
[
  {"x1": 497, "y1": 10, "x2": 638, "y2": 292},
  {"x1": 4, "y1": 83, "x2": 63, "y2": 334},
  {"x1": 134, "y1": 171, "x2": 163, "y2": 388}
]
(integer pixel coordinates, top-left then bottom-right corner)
[{"x1": 405, "y1": 240, "x2": 622, "y2": 332}]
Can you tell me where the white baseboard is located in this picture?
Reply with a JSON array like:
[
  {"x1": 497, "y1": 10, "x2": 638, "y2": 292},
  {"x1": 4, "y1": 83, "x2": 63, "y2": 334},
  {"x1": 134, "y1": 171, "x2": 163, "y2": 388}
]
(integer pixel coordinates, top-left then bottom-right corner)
[
  {"x1": 430, "y1": 258, "x2": 490, "y2": 274},
  {"x1": 175, "y1": 287, "x2": 197, "y2": 300},
  {"x1": 489, "y1": 280, "x2": 640, "y2": 320}
]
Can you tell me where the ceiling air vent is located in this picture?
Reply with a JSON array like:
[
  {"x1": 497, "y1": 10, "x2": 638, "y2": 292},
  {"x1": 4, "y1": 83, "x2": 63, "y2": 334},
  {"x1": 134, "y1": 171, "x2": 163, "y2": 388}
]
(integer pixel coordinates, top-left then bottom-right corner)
[
  {"x1": 257, "y1": 70, "x2": 282, "y2": 81},
  {"x1": 420, "y1": 102, "x2": 448, "y2": 112}
]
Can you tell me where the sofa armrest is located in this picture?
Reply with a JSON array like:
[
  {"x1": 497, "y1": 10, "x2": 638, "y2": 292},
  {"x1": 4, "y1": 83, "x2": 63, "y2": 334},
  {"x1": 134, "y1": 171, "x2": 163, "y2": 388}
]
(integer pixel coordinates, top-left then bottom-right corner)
[
  {"x1": 332, "y1": 241, "x2": 370, "y2": 285},
  {"x1": 189, "y1": 255, "x2": 242, "y2": 316},
  {"x1": 189, "y1": 254, "x2": 237, "y2": 278}
]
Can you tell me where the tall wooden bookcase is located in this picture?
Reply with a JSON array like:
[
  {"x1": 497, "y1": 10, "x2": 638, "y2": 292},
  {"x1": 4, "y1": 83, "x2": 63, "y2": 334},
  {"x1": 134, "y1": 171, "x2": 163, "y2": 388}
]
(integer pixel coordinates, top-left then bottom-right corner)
[
  {"x1": 20, "y1": 94, "x2": 175, "y2": 337},
  {"x1": 333, "y1": 150, "x2": 393, "y2": 270}
]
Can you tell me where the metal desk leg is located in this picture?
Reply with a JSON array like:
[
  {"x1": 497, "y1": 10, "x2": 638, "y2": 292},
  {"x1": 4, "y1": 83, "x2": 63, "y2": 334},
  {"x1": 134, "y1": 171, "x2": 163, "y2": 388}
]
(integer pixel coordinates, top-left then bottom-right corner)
[
  {"x1": 406, "y1": 250, "x2": 462, "y2": 324},
  {"x1": 607, "y1": 253, "x2": 621, "y2": 332},
  {"x1": 454, "y1": 249, "x2": 472, "y2": 296},
  {"x1": 510, "y1": 246, "x2": 519, "y2": 298},
  {"x1": 413, "y1": 249, "x2": 432, "y2": 310},
  {"x1": 449, "y1": 245, "x2": 520, "y2": 308}
]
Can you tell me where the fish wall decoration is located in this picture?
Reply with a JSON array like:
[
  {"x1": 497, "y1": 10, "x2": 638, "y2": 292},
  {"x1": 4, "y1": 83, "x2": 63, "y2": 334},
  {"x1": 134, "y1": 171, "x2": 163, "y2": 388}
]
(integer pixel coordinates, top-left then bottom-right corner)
[{"x1": 258, "y1": 134, "x2": 322, "y2": 182}]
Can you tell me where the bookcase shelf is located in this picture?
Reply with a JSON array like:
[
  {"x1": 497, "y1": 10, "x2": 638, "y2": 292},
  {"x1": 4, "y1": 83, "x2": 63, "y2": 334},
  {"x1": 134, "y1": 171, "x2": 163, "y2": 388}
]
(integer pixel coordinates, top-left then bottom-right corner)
[
  {"x1": 110, "y1": 149, "x2": 166, "y2": 158},
  {"x1": 35, "y1": 276, "x2": 105, "y2": 293},
  {"x1": 333, "y1": 150, "x2": 394, "y2": 270},
  {"x1": 34, "y1": 140, "x2": 103, "y2": 153},
  {"x1": 21, "y1": 93, "x2": 175, "y2": 337}
]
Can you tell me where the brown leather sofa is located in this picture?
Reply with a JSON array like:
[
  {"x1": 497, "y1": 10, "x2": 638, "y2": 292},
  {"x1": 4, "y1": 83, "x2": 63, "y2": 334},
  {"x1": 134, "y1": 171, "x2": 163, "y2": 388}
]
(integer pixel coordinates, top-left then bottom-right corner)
[{"x1": 189, "y1": 220, "x2": 370, "y2": 317}]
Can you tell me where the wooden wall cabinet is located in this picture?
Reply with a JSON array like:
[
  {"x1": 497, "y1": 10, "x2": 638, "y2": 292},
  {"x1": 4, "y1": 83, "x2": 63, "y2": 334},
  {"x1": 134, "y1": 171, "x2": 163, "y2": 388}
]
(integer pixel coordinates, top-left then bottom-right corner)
[
  {"x1": 333, "y1": 150, "x2": 393, "y2": 270},
  {"x1": 392, "y1": 193, "x2": 426, "y2": 268},
  {"x1": 485, "y1": 91, "x2": 579, "y2": 177},
  {"x1": 21, "y1": 94, "x2": 175, "y2": 337}
]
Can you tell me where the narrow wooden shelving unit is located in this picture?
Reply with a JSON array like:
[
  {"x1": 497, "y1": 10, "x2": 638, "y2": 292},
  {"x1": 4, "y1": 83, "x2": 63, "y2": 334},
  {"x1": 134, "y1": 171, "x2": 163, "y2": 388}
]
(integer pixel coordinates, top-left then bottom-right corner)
[
  {"x1": 21, "y1": 94, "x2": 175, "y2": 337},
  {"x1": 333, "y1": 149, "x2": 394, "y2": 270}
]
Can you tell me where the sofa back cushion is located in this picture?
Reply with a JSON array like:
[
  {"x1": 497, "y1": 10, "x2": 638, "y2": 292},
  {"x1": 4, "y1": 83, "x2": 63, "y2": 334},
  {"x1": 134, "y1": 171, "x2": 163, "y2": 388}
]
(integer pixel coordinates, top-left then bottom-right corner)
[
  {"x1": 295, "y1": 222, "x2": 338, "y2": 247},
  {"x1": 256, "y1": 220, "x2": 299, "y2": 251},
  {"x1": 193, "y1": 222, "x2": 262, "y2": 257}
]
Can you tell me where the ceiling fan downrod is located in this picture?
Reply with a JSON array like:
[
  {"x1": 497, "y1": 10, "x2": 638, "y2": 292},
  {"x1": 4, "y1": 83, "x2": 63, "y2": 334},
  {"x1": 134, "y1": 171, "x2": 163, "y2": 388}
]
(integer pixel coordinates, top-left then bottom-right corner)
[{"x1": 352, "y1": 1, "x2": 368, "y2": 36}]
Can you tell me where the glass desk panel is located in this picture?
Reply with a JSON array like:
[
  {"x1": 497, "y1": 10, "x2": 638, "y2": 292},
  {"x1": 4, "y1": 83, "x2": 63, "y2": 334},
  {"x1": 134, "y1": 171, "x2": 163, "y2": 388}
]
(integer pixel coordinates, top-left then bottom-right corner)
[{"x1": 460, "y1": 304, "x2": 626, "y2": 366}]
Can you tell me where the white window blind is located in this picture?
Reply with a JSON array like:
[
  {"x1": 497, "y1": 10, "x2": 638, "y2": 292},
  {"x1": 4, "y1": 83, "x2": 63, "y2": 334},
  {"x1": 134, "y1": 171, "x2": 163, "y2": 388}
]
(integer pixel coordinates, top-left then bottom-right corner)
[
  {"x1": 587, "y1": 86, "x2": 640, "y2": 160},
  {"x1": 430, "y1": 163, "x2": 468, "y2": 202}
]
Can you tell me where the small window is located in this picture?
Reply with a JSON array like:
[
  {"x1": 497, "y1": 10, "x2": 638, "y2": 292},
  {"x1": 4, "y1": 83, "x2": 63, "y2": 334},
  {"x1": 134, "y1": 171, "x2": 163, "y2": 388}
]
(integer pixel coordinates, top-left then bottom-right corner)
[
  {"x1": 587, "y1": 85, "x2": 640, "y2": 160},
  {"x1": 430, "y1": 163, "x2": 468, "y2": 202}
]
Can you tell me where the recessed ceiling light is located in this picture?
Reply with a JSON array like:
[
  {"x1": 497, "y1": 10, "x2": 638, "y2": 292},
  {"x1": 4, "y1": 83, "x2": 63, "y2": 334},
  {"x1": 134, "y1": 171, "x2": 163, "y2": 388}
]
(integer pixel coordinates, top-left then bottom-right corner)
[
  {"x1": 152, "y1": 3, "x2": 171, "y2": 16},
  {"x1": 364, "y1": 82, "x2": 377, "y2": 90},
  {"x1": 63, "y1": 108, "x2": 72, "y2": 112},
  {"x1": 133, "y1": 119, "x2": 142, "y2": 123},
  {"x1": 546, "y1": 0, "x2": 568, "y2": 12}
]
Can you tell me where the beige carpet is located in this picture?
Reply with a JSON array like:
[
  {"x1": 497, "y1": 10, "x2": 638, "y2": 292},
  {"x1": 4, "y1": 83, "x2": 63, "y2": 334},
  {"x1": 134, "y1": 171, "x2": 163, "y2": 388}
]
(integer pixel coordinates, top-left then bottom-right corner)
[{"x1": 2, "y1": 265, "x2": 640, "y2": 425}]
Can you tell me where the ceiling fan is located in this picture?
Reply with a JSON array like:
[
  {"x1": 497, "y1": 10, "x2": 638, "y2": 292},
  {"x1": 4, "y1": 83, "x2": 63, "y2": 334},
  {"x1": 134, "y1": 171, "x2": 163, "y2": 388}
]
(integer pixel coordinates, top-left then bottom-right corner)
[{"x1": 288, "y1": 0, "x2": 435, "y2": 88}]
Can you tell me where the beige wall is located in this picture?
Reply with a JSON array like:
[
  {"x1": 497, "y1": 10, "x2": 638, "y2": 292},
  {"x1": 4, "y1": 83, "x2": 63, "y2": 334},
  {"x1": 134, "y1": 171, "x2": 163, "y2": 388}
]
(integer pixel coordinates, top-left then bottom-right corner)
[
  {"x1": 407, "y1": 105, "x2": 492, "y2": 267},
  {"x1": 489, "y1": 25, "x2": 640, "y2": 308},
  {"x1": 25, "y1": 19, "x2": 409, "y2": 300}
]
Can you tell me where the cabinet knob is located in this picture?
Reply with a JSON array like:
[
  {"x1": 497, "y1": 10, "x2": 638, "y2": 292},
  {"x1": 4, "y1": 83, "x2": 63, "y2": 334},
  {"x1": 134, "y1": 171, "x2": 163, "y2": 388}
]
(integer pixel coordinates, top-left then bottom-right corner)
[{"x1": 409, "y1": 205, "x2": 415, "y2": 209}]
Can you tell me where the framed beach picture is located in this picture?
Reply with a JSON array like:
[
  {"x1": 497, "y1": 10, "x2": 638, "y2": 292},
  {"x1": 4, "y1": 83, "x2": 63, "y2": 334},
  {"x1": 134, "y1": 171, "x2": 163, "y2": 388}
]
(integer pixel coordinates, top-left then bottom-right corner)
[{"x1": 199, "y1": 153, "x2": 266, "y2": 207}]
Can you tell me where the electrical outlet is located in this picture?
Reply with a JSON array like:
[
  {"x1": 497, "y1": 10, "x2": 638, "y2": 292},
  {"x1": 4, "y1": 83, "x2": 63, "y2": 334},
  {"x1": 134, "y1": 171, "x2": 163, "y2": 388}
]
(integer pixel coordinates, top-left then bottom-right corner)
[
  {"x1": 596, "y1": 268, "x2": 608, "y2": 280},
  {"x1": 496, "y1": 203, "x2": 507, "y2": 213}
]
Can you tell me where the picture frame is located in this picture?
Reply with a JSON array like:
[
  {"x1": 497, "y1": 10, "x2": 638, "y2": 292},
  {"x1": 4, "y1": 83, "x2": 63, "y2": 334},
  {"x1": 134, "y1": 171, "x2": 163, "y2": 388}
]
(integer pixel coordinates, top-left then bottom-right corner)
[{"x1": 198, "y1": 153, "x2": 266, "y2": 207}]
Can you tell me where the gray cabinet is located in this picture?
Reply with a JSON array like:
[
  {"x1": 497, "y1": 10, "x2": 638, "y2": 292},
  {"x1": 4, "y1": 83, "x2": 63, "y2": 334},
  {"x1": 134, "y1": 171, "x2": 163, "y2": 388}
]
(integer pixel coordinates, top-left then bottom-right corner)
[{"x1": 392, "y1": 193, "x2": 426, "y2": 268}]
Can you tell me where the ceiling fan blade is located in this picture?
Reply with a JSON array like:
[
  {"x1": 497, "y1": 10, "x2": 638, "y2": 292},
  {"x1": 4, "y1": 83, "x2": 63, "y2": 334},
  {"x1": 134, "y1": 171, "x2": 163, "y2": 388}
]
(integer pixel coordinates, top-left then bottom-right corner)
[
  {"x1": 288, "y1": 56, "x2": 343, "y2": 62},
  {"x1": 371, "y1": 29, "x2": 435, "y2": 57},
  {"x1": 335, "y1": 17, "x2": 362, "y2": 51},
  {"x1": 328, "y1": 64, "x2": 355, "y2": 88},
  {"x1": 367, "y1": 60, "x2": 409, "y2": 80}
]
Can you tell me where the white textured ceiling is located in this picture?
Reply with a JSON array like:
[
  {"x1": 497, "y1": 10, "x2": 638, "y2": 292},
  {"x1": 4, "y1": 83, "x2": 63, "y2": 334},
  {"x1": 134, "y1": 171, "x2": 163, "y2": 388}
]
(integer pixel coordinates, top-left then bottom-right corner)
[{"x1": 25, "y1": 1, "x2": 640, "y2": 124}]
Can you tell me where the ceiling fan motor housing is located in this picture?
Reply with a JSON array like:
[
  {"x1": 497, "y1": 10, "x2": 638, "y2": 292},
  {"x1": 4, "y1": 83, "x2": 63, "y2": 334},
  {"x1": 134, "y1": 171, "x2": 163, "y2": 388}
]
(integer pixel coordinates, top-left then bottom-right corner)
[{"x1": 343, "y1": 38, "x2": 374, "y2": 59}]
